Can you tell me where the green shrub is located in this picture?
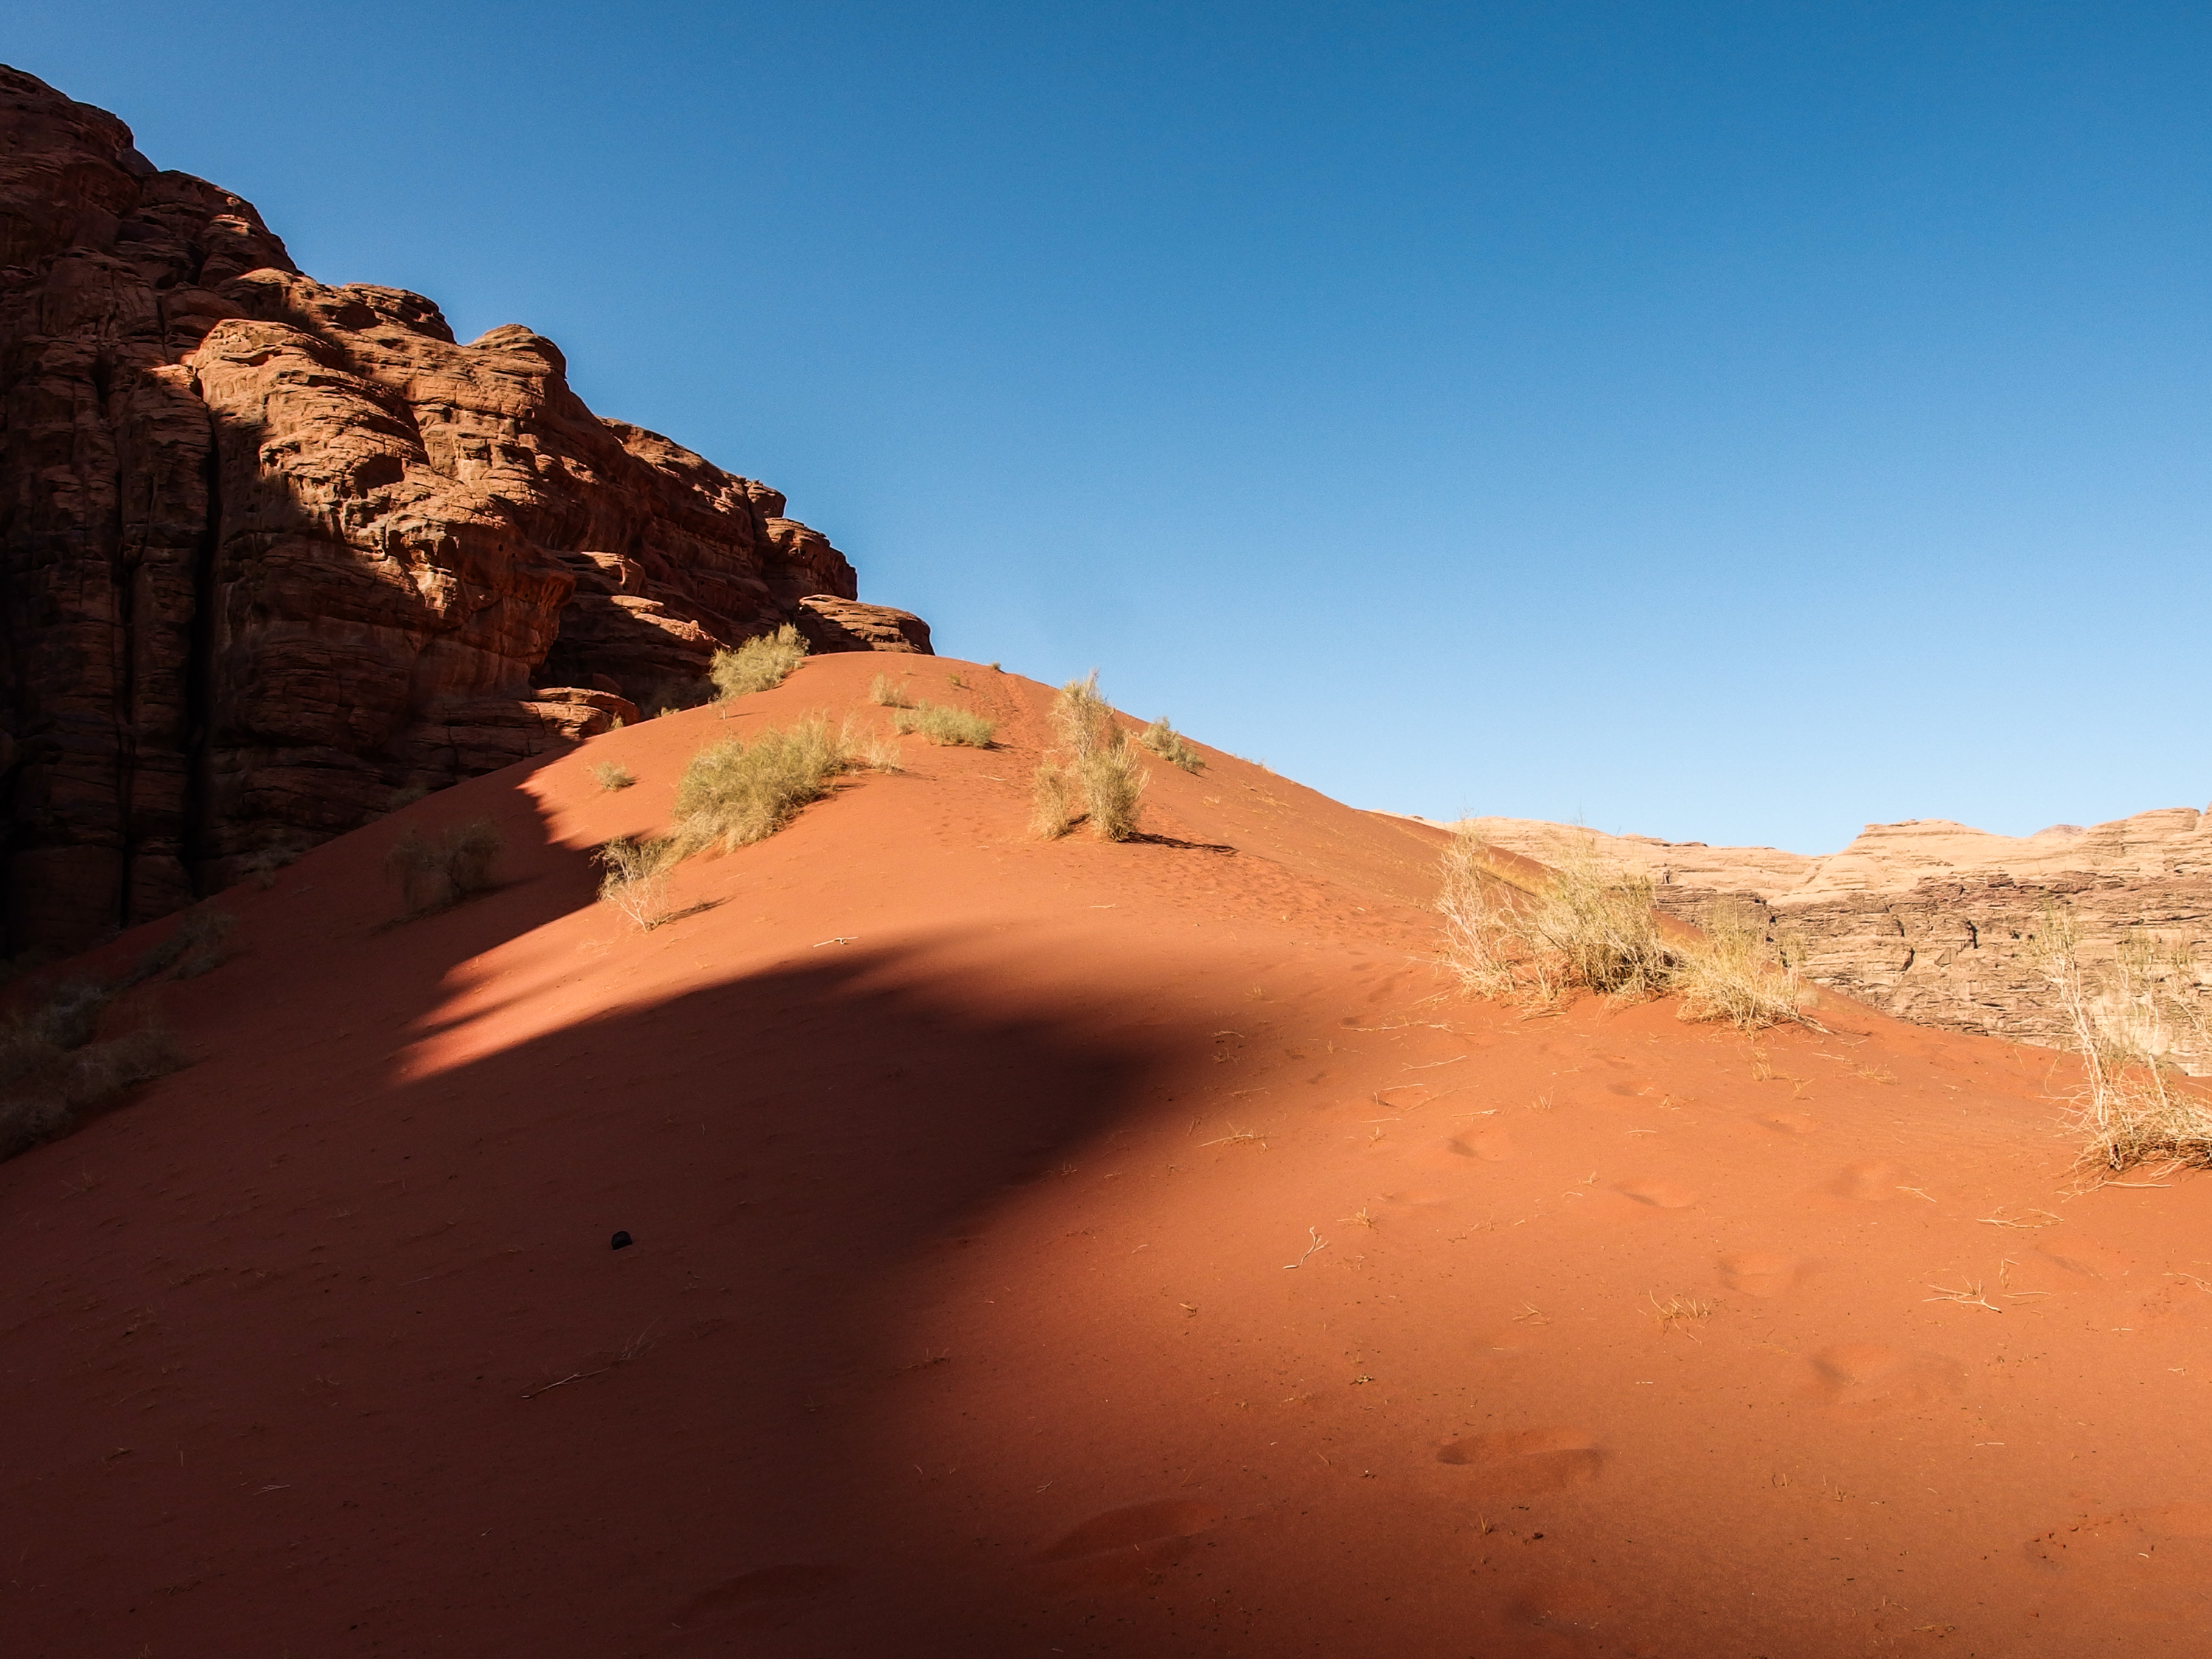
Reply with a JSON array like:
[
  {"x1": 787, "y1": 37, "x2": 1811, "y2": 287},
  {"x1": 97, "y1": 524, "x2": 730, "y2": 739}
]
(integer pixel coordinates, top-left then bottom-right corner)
[
  {"x1": 890, "y1": 703, "x2": 996, "y2": 747},
  {"x1": 386, "y1": 818, "x2": 504, "y2": 917},
  {"x1": 1138, "y1": 717, "x2": 1205, "y2": 773},
  {"x1": 672, "y1": 717, "x2": 848, "y2": 850},
  {"x1": 709, "y1": 624, "x2": 808, "y2": 700}
]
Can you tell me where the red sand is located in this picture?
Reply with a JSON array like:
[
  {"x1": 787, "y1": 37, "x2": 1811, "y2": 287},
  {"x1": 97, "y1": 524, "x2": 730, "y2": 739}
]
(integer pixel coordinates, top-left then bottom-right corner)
[{"x1": 5, "y1": 654, "x2": 2208, "y2": 1657}]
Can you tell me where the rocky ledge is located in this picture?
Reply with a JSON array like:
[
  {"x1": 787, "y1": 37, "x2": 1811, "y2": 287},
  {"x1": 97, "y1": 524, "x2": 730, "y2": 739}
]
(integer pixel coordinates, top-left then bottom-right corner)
[{"x1": 0, "y1": 66, "x2": 929, "y2": 953}]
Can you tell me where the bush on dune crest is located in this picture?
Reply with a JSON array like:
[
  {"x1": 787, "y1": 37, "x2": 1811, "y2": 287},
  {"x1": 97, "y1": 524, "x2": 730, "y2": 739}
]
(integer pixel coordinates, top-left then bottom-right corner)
[
  {"x1": 1033, "y1": 672, "x2": 1148, "y2": 842},
  {"x1": 709, "y1": 624, "x2": 808, "y2": 700},
  {"x1": 1435, "y1": 824, "x2": 1814, "y2": 1030},
  {"x1": 891, "y1": 702, "x2": 995, "y2": 747}
]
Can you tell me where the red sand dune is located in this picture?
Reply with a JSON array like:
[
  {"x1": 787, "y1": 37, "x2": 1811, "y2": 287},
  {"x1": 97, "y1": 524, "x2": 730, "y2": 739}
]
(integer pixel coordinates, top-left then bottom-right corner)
[{"x1": 5, "y1": 653, "x2": 2209, "y2": 1657}]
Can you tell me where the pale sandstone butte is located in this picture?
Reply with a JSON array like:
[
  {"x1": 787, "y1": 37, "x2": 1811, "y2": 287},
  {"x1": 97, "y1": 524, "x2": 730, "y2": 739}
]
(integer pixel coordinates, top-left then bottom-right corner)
[
  {"x1": 0, "y1": 66, "x2": 928, "y2": 952},
  {"x1": 1461, "y1": 808, "x2": 2212, "y2": 1064}
]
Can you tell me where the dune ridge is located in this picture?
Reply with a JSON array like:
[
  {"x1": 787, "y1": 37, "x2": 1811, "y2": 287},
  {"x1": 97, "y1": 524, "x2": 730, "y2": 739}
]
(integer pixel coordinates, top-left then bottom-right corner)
[{"x1": 3, "y1": 657, "x2": 2208, "y2": 1655}]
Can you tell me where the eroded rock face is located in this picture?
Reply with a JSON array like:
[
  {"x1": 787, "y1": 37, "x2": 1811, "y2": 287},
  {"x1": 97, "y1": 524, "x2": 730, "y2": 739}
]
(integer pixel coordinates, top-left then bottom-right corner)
[
  {"x1": 1463, "y1": 810, "x2": 2212, "y2": 1063},
  {"x1": 0, "y1": 66, "x2": 928, "y2": 952}
]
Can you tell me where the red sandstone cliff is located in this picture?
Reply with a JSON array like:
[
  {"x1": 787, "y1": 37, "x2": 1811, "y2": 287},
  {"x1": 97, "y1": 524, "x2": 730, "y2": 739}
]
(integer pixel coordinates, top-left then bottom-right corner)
[{"x1": 0, "y1": 66, "x2": 928, "y2": 953}]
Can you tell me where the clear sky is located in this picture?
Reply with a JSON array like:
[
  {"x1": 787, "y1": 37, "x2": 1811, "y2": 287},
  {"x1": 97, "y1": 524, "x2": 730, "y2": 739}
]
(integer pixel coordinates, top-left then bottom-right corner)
[{"x1": 15, "y1": 3, "x2": 2208, "y2": 852}]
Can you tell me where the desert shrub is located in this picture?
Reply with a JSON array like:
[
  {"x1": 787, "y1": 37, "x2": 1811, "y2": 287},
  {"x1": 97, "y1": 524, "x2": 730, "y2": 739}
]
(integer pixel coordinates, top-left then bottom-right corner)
[
  {"x1": 1031, "y1": 761, "x2": 1077, "y2": 840},
  {"x1": 1079, "y1": 736, "x2": 1149, "y2": 842},
  {"x1": 0, "y1": 982, "x2": 185, "y2": 1161},
  {"x1": 890, "y1": 703, "x2": 996, "y2": 747},
  {"x1": 1670, "y1": 902, "x2": 1810, "y2": 1030},
  {"x1": 238, "y1": 841, "x2": 308, "y2": 889},
  {"x1": 1039, "y1": 672, "x2": 1148, "y2": 841},
  {"x1": 594, "y1": 835, "x2": 676, "y2": 931},
  {"x1": 869, "y1": 673, "x2": 914, "y2": 709},
  {"x1": 388, "y1": 783, "x2": 430, "y2": 810},
  {"x1": 838, "y1": 715, "x2": 903, "y2": 773},
  {"x1": 2035, "y1": 911, "x2": 2212, "y2": 1177},
  {"x1": 672, "y1": 716, "x2": 848, "y2": 851},
  {"x1": 132, "y1": 907, "x2": 235, "y2": 984},
  {"x1": 1435, "y1": 825, "x2": 1812, "y2": 1027},
  {"x1": 709, "y1": 624, "x2": 808, "y2": 700},
  {"x1": 1138, "y1": 717, "x2": 1206, "y2": 773},
  {"x1": 591, "y1": 760, "x2": 637, "y2": 791},
  {"x1": 385, "y1": 818, "x2": 504, "y2": 917}
]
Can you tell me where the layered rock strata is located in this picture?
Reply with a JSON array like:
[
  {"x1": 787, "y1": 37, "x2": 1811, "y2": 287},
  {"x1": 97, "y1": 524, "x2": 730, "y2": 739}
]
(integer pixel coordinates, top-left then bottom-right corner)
[
  {"x1": 1461, "y1": 810, "x2": 2212, "y2": 1065},
  {"x1": 0, "y1": 67, "x2": 927, "y2": 952}
]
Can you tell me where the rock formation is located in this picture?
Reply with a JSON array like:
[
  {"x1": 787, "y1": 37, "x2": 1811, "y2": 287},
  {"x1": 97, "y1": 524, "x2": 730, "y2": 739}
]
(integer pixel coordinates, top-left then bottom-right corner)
[
  {"x1": 1461, "y1": 809, "x2": 2212, "y2": 1065},
  {"x1": 0, "y1": 67, "x2": 929, "y2": 953}
]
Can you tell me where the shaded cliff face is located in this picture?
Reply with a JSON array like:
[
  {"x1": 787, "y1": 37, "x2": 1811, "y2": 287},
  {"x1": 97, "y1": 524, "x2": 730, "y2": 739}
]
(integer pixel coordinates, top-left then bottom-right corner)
[
  {"x1": 1462, "y1": 810, "x2": 2212, "y2": 1066},
  {"x1": 0, "y1": 66, "x2": 928, "y2": 953}
]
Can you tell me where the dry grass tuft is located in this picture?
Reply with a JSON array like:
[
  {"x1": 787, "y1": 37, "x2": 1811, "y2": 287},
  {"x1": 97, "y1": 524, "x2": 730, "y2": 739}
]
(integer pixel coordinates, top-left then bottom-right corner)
[
  {"x1": 1030, "y1": 761, "x2": 1077, "y2": 840},
  {"x1": 385, "y1": 818, "x2": 504, "y2": 917},
  {"x1": 1, "y1": 981, "x2": 187, "y2": 1161},
  {"x1": 594, "y1": 835, "x2": 677, "y2": 931},
  {"x1": 1435, "y1": 824, "x2": 1815, "y2": 1028},
  {"x1": 672, "y1": 716, "x2": 848, "y2": 851},
  {"x1": 2034, "y1": 908, "x2": 2212, "y2": 1178},
  {"x1": 709, "y1": 623, "x2": 808, "y2": 700},
  {"x1": 132, "y1": 907, "x2": 235, "y2": 984},
  {"x1": 1138, "y1": 717, "x2": 1206, "y2": 773},
  {"x1": 590, "y1": 760, "x2": 636, "y2": 791},
  {"x1": 1036, "y1": 672, "x2": 1148, "y2": 841},
  {"x1": 838, "y1": 715, "x2": 904, "y2": 773},
  {"x1": 868, "y1": 673, "x2": 914, "y2": 709},
  {"x1": 890, "y1": 703, "x2": 996, "y2": 747}
]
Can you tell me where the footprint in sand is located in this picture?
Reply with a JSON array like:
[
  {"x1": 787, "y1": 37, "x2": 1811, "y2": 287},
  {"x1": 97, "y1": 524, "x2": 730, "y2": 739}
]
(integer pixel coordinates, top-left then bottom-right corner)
[
  {"x1": 1803, "y1": 1343, "x2": 1959, "y2": 1414},
  {"x1": 1820, "y1": 1161, "x2": 1913, "y2": 1202},
  {"x1": 1436, "y1": 1427, "x2": 1604, "y2": 1494},
  {"x1": 1613, "y1": 1177, "x2": 1697, "y2": 1209},
  {"x1": 1447, "y1": 1129, "x2": 1514, "y2": 1162},
  {"x1": 1719, "y1": 1251, "x2": 1803, "y2": 1297},
  {"x1": 2037, "y1": 1239, "x2": 2132, "y2": 1279},
  {"x1": 675, "y1": 1564, "x2": 850, "y2": 1631},
  {"x1": 1030, "y1": 1499, "x2": 1228, "y2": 1590}
]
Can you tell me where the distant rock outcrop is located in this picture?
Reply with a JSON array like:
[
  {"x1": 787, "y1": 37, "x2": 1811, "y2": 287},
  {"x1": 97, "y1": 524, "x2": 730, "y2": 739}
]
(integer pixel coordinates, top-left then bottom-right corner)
[
  {"x1": 0, "y1": 66, "x2": 928, "y2": 952},
  {"x1": 1463, "y1": 810, "x2": 2212, "y2": 1064}
]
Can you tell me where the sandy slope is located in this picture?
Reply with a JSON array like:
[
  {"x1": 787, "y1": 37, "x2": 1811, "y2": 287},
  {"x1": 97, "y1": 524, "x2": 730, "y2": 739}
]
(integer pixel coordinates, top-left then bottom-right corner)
[{"x1": 4, "y1": 654, "x2": 2209, "y2": 1658}]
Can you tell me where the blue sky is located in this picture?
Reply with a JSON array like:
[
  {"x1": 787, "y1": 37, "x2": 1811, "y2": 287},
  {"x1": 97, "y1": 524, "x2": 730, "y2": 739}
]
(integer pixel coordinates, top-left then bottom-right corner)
[{"x1": 16, "y1": 3, "x2": 2208, "y2": 850}]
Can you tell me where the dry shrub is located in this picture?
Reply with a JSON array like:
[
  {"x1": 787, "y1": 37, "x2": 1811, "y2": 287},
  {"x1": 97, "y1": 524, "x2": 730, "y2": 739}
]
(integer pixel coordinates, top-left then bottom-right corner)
[
  {"x1": 1670, "y1": 903, "x2": 1811, "y2": 1029},
  {"x1": 591, "y1": 760, "x2": 636, "y2": 791},
  {"x1": 2035, "y1": 909, "x2": 2212, "y2": 1178},
  {"x1": 890, "y1": 703, "x2": 996, "y2": 747},
  {"x1": 1138, "y1": 717, "x2": 1206, "y2": 773},
  {"x1": 1030, "y1": 761, "x2": 1077, "y2": 840},
  {"x1": 1037, "y1": 672, "x2": 1148, "y2": 841},
  {"x1": 672, "y1": 716, "x2": 847, "y2": 851},
  {"x1": 238, "y1": 841, "x2": 308, "y2": 889},
  {"x1": 1, "y1": 981, "x2": 186, "y2": 1161},
  {"x1": 385, "y1": 818, "x2": 504, "y2": 917},
  {"x1": 1079, "y1": 737, "x2": 1149, "y2": 841},
  {"x1": 1434, "y1": 824, "x2": 1812, "y2": 1028},
  {"x1": 838, "y1": 715, "x2": 903, "y2": 773},
  {"x1": 594, "y1": 835, "x2": 676, "y2": 931},
  {"x1": 709, "y1": 624, "x2": 807, "y2": 700},
  {"x1": 132, "y1": 907, "x2": 235, "y2": 984},
  {"x1": 869, "y1": 673, "x2": 914, "y2": 709}
]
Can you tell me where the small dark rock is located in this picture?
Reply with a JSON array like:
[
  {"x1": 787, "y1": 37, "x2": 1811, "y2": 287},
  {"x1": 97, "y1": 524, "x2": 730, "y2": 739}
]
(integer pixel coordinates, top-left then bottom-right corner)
[{"x1": 611, "y1": 1231, "x2": 633, "y2": 1251}]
